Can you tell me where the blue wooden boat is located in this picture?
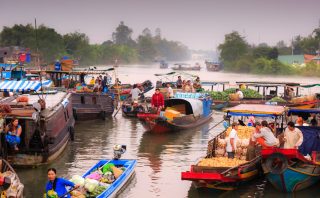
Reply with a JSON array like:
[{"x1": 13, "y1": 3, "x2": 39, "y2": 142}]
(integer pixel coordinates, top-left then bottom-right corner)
[{"x1": 81, "y1": 159, "x2": 137, "y2": 198}]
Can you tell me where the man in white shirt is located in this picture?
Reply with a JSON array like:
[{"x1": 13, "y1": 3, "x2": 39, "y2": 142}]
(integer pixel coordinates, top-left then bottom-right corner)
[
  {"x1": 284, "y1": 121, "x2": 303, "y2": 149},
  {"x1": 130, "y1": 84, "x2": 142, "y2": 101},
  {"x1": 236, "y1": 89, "x2": 244, "y2": 99},
  {"x1": 166, "y1": 83, "x2": 174, "y2": 98},
  {"x1": 226, "y1": 122, "x2": 238, "y2": 159}
]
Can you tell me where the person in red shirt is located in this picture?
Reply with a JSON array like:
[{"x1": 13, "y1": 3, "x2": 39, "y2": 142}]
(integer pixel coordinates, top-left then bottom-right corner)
[{"x1": 151, "y1": 88, "x2": 164, "y2": 110}]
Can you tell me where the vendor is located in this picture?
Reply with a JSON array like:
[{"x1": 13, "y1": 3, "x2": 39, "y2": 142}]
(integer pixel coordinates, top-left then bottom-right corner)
[
  {"x1": 5, "y1": 117, "x2": 22, "y2": 151},
  {"x1": 283, "y1": 121, "x2": 303, "y2": 149},
  {"x1": 236, "y1": 89, "x2": 244, "y2": 100},
  {"x1": 253, "y1": 121, "x2": 279, "y2": 148},
  {"x1": 226, "y1": 122, "x2": 239, "y2": 159},
  {"x1": 45, "y1": 168, "x2": 78, "y2": 198}
]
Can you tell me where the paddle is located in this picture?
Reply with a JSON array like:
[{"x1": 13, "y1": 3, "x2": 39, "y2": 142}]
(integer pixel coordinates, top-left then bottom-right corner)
[
  {"x1": 205, "y1": 119, "x2": 225, "y2": 134},
  {"x1": 58, "y1": 186, "x2": 79, "y2": 198}
]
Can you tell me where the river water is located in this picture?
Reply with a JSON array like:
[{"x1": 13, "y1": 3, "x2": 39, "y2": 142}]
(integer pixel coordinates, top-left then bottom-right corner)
[{"x1": 16, "y1": 64, "x2": 320, "y2": 197}]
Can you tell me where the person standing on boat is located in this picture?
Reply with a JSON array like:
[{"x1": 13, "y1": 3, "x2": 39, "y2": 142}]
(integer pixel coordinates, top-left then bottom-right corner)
[
  {"x1": 89, "y1": 77, "x2": 95, "y2": 85},
  {"x1": 226, "y1": 122, "x2": 238, "y2": 159},
  {"x1": 151, "y1": 88, "x2": 164, "y2": 111},
  {"x1": 5, "y1": 117, "x2": 22, "y2": 151},
  {"x1": 45, "y1": 168, "x2": 79, "y2": 198},
  {"x1": 176, "y1": 76, "x2": 183, "y2": 89},
  {"x1": 283, "y1": 121, "x2": 303, "y2": 149},
  {"x1": 236, "y1": 89, "x2": 244, "y2": 100},
  {"x1": 166, "y1": 83, "x2": 174, "y2": 99},
  {"x1": 130, "y1": 84, "x2": 142, "y2": 101}
]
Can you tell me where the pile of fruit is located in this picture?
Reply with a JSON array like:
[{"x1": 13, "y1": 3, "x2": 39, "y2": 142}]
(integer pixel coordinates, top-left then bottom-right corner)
[
  {"x1": 197, "y1": 157, "x2": 248, "y2": 167},
  {"x1": 70, "y1": 163, "x2": 125, "y2": 198},
  {"x1": 226, "y1": 126, "x2": 254, "y2": 139}
]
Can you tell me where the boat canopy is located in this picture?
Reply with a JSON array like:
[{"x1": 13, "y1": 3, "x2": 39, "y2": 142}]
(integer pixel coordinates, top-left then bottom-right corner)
[
  {"x1": 165, "y1": 98, "x2": 203, "y2": 117},
  {"x1": 0, "y1": 80, "x2": 52, "y2": 92},
  {"x1": 288, "y1": 108, "x2": 320, "y2": 115},
  {"x1": 224, "y1": 104, "x2": 286, "y2": 117},
  {"x1": 201, "y1": 81, "x2": 229, "y2": 86},
  {"x1": 300, "y1": 84, "x2": 320, "y2": 88},
  {"x1": 236, "y1": 81, "x2": 300, "y2": 87},
  {"x1": 0, "y1": 63, "x2": 19, "y2": 71}
]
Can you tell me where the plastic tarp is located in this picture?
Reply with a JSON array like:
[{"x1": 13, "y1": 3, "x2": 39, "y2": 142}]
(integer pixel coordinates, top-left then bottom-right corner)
[
  {"x1": 0, "y1": 80, "x2": 52, "y2": 92},
  {"x1": 224, "y1": 104, "x2": 285, "y2": 116},
  {"x1": 298, "y1": 126, "x2": 320, "y2": 155},
  {"x1": 165, "y1": 98, "x2": 203, "y2": 117},
  {"x1": 300, "y1": 84, "x2": 320, "y2": 88},
  {"x1": 288, "y1": 108, "x2": 320, "y2": 115}
]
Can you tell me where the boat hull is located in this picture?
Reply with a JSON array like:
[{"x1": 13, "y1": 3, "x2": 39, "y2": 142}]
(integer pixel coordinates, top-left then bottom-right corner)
[
  {"x1": 182, "y1": 157, "x2": 262, "y2": 191},
  {"x1": 72, "y1": 92, "x2": 114, "y2": 120},
  {"x1": 139, "y1": 113, "x2": 213, "y2": 133},
  {"x1": 266, "y1": 167, "x2": 320, "y2": 192}
]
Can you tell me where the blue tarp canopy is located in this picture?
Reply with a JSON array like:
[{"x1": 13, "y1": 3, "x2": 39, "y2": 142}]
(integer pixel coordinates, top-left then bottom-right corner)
[
  {"x1": 0, "y1": 80, "x2": 52, "y2": 92},
  {"x1": 288, "y1": 108, "x2": 320, "y2": 115},
  {"x1": 227, "y1": 112, "x2": 277, "y2": 118},
  {"x1": 0, "y1": 63, "x2": 18, "y2": 71},
  {"x1": 298, "y1": 126, "x2": 320, "y2": 155}
]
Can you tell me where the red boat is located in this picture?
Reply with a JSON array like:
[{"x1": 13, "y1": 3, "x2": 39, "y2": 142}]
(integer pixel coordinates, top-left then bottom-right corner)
[{"x1": 137, "y1": 97, "x2": 213, "y2": 133}]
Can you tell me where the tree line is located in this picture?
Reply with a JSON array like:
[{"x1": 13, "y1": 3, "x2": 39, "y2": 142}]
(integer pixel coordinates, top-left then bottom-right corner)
[
  {"x1": 0, "y1": 21, "x2": 191, "y2": 65},
  {"x1": 218, "y1": 27, "x2": 320, "y2": 76}
]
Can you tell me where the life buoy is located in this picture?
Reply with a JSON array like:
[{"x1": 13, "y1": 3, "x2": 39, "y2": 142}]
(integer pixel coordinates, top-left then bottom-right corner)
[
  {"x1": 265, "y1": 153, "x2": 288, "y2": 174},
  {"x1": 69, "y1": 126, "x2": 75, "y2": 141}
]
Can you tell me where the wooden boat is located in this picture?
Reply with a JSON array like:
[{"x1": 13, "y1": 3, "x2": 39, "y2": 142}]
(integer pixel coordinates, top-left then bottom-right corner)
[
  {"x1": 159, "y1": 60, "x2": 168, "y2": 69},
  {"x1": 121, "y1": 100, "x2": 145, "y2": 118},
  {"x1": 72, "y1": 92, "x2": 114, "y2": 120},
  {"x1": 172, "y1": 63, "x2": 201, "y2": 71},
  {"x1": 110, "y1": 80, "x2": 154, "y2": 101},
  {"x1": 261, "y1": 108, "x2": 320, "y2": 192},
  {"x1": 0, "y1": 82, "x2": 75, "y2": 167},
  {"x1": 205, "y1": 61, "x2": 221, "y2": 72},
  {"x1": 181, "y1": 104, "x2": 286, "y2": 191},
  {"x1": 261, "y1": 148, "x2": 320, "y2": 193},
  {"x1": 0, "y1": 159, "x2": 24, "y2": 197},
  {"x1": 138, "y1": 93, "x2": 213, "y2": 133},
  {"x1": 77, "y1": 159, "x2": 136, "y2": 198}
]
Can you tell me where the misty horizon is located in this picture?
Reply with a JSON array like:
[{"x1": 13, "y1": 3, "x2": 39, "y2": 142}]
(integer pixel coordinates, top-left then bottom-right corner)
[{"x1": 1, "y1": 0, "x2": 320, "y2": 51}]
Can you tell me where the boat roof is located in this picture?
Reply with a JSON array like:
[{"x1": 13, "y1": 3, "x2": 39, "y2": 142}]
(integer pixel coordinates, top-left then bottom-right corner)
[
  {"x1": 174, "y1": 63, "x2": 191, "y2": 66},
  {"x1": 0, "y1": 80, "x2": 52, "y2": 92},
  {"x1": 300, "y1": 84, "x2": 320, "y2": 88},
  {"x1": 224, "y1": 104, "x2": 286, "y2": 117},
  {"x1": 30, "y1": 68, "x2": 113, "y2": 75},
  {"x1": 201, "y1": 81, "x2": 229, "y2": 86},
  {"x1": 166, "y1": 98, "x2": 204, "y2": 116},
  {"x1": 288, "y1": 108, "x2": 320, "y2": 115},
  {"x1": 236, "y1": 81, "x2": 300, "y2": 87}
]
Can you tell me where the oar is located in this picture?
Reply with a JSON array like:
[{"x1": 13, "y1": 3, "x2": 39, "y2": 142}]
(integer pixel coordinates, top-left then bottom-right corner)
[
  {"x1": 205, "y1": 119, "x2": 225, "y2": 134},
  {"x1": 58, "y1": 186, "x2": 79, "y2": 198}
]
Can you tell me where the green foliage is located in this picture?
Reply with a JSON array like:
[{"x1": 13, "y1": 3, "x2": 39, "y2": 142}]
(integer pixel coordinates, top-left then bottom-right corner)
[
  {"x1": 207, "y1": 88, "x2": 261, "y2": 101},
  {"x1": 299, "y1": 62, "x2": 320, "y2": 77},
  {"x1": 218, "y1": 31, "x2": 249, "y2": 62},
  {"x1": 0, "y1": 22, "x2": 190, "y2": 66},
  {"x1": 269, "y1": 96, "x2": 286, "y2": 103}
]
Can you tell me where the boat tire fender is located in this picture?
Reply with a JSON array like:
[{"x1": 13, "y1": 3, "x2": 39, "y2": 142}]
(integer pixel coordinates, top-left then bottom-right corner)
[
  {"x1": 69, "y1": 126, "x2": 75, "y2": 141},
  {"x1": 265, "y1": 152, "x2": 288, "y2": 175}
]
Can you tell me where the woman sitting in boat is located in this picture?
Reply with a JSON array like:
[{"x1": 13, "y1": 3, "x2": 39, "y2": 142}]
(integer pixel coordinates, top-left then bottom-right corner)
[
  {"x1": 283, "y1": 121, "x2": 303, "y2": 149},
  {"x1": 183, "y1": 80, "x2": 194, "y2": 93},
  {"x1": 176, "y1": 76, "x2": 183, "y2": 89},
  {"x1": 45, "y1": 168, "x2": 79, "y2": 198},
  {"x1": 5, "y1": 117, "x2": 22, "y2": 151},
  {"x1": 193, "y1": 77, "x2": 202, "y2": 92},
  {"x1": 253, "y1": 121, "x2": 279, "y2": 149}
]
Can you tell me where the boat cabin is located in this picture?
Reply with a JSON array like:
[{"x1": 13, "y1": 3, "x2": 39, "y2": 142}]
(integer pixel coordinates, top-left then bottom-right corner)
[{"x1": 0, "y1": 63, "x2": 26, "y2": 80}]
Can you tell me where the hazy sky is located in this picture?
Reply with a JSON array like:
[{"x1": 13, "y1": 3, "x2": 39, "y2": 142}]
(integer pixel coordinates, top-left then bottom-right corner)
[{"x1": 1, "y1": 0, "x2": 320, "y2": 50}]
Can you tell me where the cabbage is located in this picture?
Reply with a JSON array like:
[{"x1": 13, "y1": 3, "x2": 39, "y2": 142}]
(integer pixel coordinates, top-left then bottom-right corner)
[
  {"x1": 70, "y1": 175, "x2": 85, "y2": 187},
  {"x1": 84, "y1": 178, "x2": 99, "y2": 192}
]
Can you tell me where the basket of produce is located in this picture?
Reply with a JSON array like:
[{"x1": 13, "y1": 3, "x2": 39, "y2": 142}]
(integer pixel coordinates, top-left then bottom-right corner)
[{"x1": 229, "y1": 93, "x2": 240, "y2": 101}]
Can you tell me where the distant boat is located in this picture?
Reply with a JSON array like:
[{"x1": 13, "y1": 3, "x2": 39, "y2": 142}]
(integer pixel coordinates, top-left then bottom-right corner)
[
  {"x1": 205, "y1": 60, "x2": 221, "y2": 72},
  {"x1": 172, "y1": 63, "x2": 201, "y2": 71},
  {"x1": 159, "y1": 60, "x2": 168, "y2": 69}
]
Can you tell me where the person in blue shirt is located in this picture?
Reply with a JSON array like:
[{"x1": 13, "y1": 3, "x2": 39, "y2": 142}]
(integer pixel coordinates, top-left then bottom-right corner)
[{"x1": 45, "y1": 168, "x2": 78, "y2": 198}]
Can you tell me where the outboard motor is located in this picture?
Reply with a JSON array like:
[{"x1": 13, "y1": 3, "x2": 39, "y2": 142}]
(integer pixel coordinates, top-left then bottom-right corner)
[{"x1": 113, "y1": 145, "x2": 126, "y2": 160}]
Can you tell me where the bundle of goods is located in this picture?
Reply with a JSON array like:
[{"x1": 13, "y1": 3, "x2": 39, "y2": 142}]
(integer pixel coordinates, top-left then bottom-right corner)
[
  {"x1": 207, "y1": 88, "x2": 262, "y2": 101},
  {"x1": 229, "y1": 93, "x2": 240, "y2": 101},
  {"x1": 197, "y1": 157, "x2": 248, "y2": 167},
  {"x1": 0, "y1": 171, "x2": 24, "y2": 198},
  {"x1": 0, "y1": 104, "x2": 12, "y2": 113},
  {"x1": 69, "y1": 163, "x2": 125, "y2": 198},
  {"x1": 268, "y1": 96, "x2": 286, "y2": 103},
  {"x1": 214, "y1": 126, "x2": 253, "y2": 160},
  {"x1": 164, "y1": 109, "x2": 182, "y2": 121},
  {"x1": 16, "y1": 95, "x2": 29, "y2": 103}
]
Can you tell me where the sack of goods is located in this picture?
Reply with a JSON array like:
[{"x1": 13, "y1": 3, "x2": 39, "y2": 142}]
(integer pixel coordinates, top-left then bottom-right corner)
[
  {"x1": 197, "y1": 157, "x2": 248, "y2": 168},
  {"x1": 229, "y1": 93, "x2": 240, "y2": 101}
]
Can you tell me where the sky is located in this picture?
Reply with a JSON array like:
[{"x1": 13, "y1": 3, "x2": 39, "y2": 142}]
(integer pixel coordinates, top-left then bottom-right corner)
[{"x1": 1, "y1": 0, "x2": 320, "y2": 50}]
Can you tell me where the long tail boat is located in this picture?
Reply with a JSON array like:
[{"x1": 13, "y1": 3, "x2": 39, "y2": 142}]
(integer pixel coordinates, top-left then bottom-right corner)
[
  {"x1": 181, "y1": 104, "x2": 286, "y2": 191},
  {"x1": 137, "y1": 93, "x2": 212, "y2": 133},
  {"x1": 0, "y1": 81, "x2": 75, "y2": 167},
  {"x1": 261, "y1": 108, "x2": 320, "y2": 192}
]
